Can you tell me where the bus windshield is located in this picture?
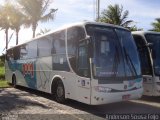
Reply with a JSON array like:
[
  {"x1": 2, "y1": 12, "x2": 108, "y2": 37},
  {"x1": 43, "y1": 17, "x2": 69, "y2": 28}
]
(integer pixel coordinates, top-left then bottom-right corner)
[
  {"x1": 116, "y1": 29, "x2": 141, "y2": 78},
  {"x1": 86, "y1": 25, "x2": 141, "y2": 80},
  {"x1": 145, "y1": 34, "x2": 160, "y2": 76}
]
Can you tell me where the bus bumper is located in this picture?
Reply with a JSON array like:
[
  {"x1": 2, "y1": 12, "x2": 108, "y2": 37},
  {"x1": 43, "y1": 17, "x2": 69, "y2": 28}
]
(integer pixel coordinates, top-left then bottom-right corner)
[{"x1": 90, "y1": 88, "x2": 143, "y2": 105}]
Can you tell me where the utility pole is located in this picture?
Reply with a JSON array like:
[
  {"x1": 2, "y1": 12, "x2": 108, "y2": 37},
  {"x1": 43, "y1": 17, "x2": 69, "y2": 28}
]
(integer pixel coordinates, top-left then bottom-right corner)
[{"x1": 96, "y1": 0, "x2": 100, "y2": 22}]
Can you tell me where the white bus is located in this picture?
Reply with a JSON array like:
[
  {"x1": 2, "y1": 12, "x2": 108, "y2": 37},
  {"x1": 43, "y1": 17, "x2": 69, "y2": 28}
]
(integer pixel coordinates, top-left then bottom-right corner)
[
  {"x1": 132, "y1": 31, "x2": 160, "y2": 96},
  {"x1": 5, "y1": 22, "x2": 143, "y2": 105}
]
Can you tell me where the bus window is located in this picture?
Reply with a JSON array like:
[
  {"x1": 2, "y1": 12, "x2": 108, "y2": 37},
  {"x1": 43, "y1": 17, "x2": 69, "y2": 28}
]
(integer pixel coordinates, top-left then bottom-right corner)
[
  {"x1": 13, "y1": 47, "x2": 20, "y2": 60},
  {"x1": 133, "y1": 35, "x2": 152, "y2": 75},
  {"x1": 20, "y1": 44, "x2": 28, "y2": 59},
  {"x1": 145, "y1": 34, "x2": 160, "y2": 76},
  {"x1": 52, "y1": 30, "x2": 65, "y2": 54},
  {"x1": 38, "y1": 38, "x2": 52, "y2": 57},
  {"x1": 28, "y1": 41, "x2": 37, "y2": 58},
  {"x1": 78, "y1": 41, "x2": 89, "y2": 77},
  {"x1": 67, "y1": 26, "x2": 86, "y2": 72},
  {"x1": 52, "y1": 30, "x2": 70, "y2": 71},
  {"x1": 6, "y1": 49, "x2": 14, "y2": 61}
]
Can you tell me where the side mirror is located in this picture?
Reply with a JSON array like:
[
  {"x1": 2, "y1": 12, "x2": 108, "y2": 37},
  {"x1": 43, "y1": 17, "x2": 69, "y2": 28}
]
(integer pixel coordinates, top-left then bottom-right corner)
[{"x1": 146, "y1": 43, "x2": 153, "y2": 48}]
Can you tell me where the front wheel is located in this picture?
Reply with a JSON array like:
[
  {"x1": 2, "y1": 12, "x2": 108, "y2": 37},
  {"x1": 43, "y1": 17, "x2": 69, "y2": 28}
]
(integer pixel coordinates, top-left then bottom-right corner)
[{"x1": 55, "y1": 80, "x2": 66, "y2": 103}]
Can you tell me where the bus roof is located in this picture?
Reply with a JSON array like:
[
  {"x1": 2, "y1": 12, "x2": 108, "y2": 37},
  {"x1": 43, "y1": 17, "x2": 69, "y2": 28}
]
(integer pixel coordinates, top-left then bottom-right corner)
[
  {"x1": 132, "y1": 31, "x2": 160, "y2": 36},
  {"x1": 7, "y1": 21, "x2": 129, "y2": 51}
]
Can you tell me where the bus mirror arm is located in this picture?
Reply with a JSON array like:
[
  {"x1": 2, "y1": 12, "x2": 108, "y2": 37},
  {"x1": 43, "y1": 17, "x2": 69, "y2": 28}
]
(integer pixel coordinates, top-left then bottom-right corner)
[
  {"x1": 139, "y1": 43, "x2": 153, "y2": 50},
  {"x1": 86, "y1": 36, "x2": 91, "y2": 44},
  {"x1": 86, "y1": 36, "x2": 94, "y2": 58}
]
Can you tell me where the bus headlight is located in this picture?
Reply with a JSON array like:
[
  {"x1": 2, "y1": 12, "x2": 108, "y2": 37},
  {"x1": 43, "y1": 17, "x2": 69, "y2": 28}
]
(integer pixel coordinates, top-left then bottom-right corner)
[{"x1": 94, "y1": 86, "x2": 112, "y2": 93}]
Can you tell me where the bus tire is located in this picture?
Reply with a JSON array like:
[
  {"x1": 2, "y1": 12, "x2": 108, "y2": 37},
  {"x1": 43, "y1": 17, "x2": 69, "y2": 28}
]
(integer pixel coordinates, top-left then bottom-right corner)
[
  {"x1": 54, "y1": 80, "x2": 65, "y2": 103},
  {"x1": 12, "y1": 75, "x2": 17, "y2": 88}
]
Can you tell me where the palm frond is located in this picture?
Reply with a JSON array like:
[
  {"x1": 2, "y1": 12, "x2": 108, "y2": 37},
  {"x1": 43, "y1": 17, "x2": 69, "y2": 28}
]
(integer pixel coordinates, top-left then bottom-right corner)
[
  {"x1": 151, "y1": 18, "x2": 160, "y2": 32},
  {"x1": 121, "y1": 20, "x2": 133, "y2": 27},
  {"x1": 99, "y1": 4, "x2": 133, "y2": 27},
  {"x1": 40, "y1": 9, "x2": 57, "y2": 23},
  {"x1": 41, "y1": 0, "x2": 51, "y2": 15},
  {"x1": 121, "y1": 10, "x2": 129, "y2": 24}
]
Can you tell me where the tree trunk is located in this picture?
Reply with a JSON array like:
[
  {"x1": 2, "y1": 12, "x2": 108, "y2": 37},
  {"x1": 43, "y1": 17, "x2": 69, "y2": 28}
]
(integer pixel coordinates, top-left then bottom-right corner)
[
  {"x1": 32, "y1": 23, "x2": 37, "y2": 38},
  {"x1": 16, "y1": 29, "x2": 19, "y2": 45},
  {"x1": 33, "y1": 29, "x2": 35, "y2": 38},
  {"x1": 5, "y1": 28, "x2": 9, "y2": 50}
]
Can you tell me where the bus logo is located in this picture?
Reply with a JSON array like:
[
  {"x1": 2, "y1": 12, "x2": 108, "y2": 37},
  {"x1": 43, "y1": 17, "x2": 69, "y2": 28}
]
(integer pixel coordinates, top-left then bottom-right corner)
[{"x1": 22, "y1": 62, "x2": 34, "y2": 78}]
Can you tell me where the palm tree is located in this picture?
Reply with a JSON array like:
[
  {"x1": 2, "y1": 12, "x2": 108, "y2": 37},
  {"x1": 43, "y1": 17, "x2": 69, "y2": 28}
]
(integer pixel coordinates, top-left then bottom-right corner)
[
  {"x1": 36, "y1": 28, "x2": 51, "y2": 36},
  {"x1": 151, "y1": 18, "x2": 160, "y2": 32},
  {"x1": 0, "y1": 3, "x2": 13, "y2": 49},
  {"x1": 10, "y1": 6, "x2": 25, "y2": 45},
  {"x1": 99, "y1": 4, "x2": 133, "y2": 27},
  {"x1": 129, "y1": 25, "x2": 143, "y2": 31},
  {"x1": 17, "y1": 0, "x2": 57, "y2": 38}
]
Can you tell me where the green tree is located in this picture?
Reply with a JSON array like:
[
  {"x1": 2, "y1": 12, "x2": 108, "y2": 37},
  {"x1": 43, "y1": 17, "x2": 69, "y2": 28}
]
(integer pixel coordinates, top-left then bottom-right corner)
[
  {"x1": 151, "y1": 18, "x2": 160, "y2": 32},
  {"x1": 99, "y1": 4, "x2": 133, "y2": 27},
  {"x1": 129, "y1": 25, "x2": 143, "y2": 31},
  {"x1": 17, "y1": 0, "x2": 57, "y2": 38}
]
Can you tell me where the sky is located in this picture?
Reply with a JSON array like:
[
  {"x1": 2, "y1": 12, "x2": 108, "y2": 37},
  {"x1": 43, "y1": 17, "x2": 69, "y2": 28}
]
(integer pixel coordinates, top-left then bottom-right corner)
[{"x1": 0, "y1": 0, "x2": 160, "y2": 55}]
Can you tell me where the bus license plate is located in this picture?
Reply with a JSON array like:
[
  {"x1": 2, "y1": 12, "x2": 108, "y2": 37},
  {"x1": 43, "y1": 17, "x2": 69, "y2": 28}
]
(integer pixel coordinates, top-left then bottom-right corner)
[{"x1": 122, "y1": 94, "x2": 130, "y2": 100}]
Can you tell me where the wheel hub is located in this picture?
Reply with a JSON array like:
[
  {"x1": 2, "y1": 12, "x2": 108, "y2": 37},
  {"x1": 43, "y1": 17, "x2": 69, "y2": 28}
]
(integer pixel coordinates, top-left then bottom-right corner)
[{"x1": 57, "y1": 86, "x2": 63, "y2": 97}]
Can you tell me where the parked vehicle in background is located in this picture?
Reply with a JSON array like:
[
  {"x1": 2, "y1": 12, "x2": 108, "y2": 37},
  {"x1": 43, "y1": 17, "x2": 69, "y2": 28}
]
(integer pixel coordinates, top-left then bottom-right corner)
[
  {"x1": 132, "y1": 31, "x2": 160, "y2": 96},
  {"x1": 5, "y1": 22, "x2": 143, "y2": 105}
]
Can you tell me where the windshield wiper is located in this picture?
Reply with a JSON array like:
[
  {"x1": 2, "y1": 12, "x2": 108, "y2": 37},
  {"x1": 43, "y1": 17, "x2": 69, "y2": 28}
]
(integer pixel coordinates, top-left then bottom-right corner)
[{"x1": 123, "y1": 47, "x2": 138, "y2": 78}]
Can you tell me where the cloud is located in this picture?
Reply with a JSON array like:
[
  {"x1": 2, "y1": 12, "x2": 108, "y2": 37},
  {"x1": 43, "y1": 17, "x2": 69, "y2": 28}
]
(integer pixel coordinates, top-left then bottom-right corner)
[{"x1": 51, "y1": 0, "x2": 95, "y2": 20}]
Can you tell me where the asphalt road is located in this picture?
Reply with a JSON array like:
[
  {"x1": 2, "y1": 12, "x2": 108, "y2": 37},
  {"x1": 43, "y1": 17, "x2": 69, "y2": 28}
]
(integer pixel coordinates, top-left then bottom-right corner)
[{"x1": 0, "y1": 87, "x2": 160, "y2": 120}]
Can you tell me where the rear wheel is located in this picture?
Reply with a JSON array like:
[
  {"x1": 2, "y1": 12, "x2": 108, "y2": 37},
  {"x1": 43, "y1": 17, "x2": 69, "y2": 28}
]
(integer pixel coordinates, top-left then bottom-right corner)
[
  {"x1": 54, "y1": 80, "x2": 65, "y2": 103},
  {"x1": 12, "y1": 75, "x2": 17, "y2": 88}
]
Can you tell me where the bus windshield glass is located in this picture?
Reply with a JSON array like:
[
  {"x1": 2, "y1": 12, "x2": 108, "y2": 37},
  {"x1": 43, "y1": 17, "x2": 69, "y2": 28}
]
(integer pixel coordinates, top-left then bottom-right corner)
[
  {"x1": 86, "y1": 25, "x2": 141, "y2": 80},
  {"x1": 116, "y1": 29, "x2": 141, "y2": 78},
  {"x1": 145, "y1": 34, "x2": 160, "y2": 76}
]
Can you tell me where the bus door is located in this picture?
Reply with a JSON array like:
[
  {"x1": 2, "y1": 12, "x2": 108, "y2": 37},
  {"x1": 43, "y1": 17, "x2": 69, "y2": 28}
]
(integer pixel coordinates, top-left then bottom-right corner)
[{"x1": 76, "y1": 40, "x2": 91, "y2": 104}]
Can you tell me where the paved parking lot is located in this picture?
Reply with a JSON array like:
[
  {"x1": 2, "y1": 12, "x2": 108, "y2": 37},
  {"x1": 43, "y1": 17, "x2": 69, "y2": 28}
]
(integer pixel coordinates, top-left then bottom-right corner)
[{"x1": 0, "y1": 87, "x2": 160, "y2": 120}]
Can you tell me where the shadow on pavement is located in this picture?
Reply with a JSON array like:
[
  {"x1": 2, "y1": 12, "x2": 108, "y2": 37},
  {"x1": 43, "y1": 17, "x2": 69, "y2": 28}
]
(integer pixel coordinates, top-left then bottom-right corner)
[
  {"x1": 0, "y1": 87, "x2": 51, "y2": 113},
  {"x1": 13, "y1": 86, "x2": 160, "y2": 118},
  {"x1": 141, "y1": 95, "x2": 160, "y2": 103}
]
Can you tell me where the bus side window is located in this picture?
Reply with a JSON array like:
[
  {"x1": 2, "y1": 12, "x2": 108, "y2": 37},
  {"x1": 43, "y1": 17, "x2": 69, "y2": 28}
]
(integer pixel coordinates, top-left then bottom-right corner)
[
  {"x1": 13, "y1": 47, "x2": 20, "y2": 60},
  {"x1": 133, "y1": 35, "x2": 152, "y2": 75},
  {"x1": 52, "y1": 30, "x2": 66, "y2": 54},
  {"x1": 6, "y1": 49, "x2": 14, "y2": 61},
  {"x1": 20, "y1": 44, "x2": 28, "y2": 59},
  {"x1": 38, "y1": 38, "x2": 52, "y2": 57},
  {"x1": 67, "y1": 26, "x2": 86, "y2": 72},
  {"x1": 52, "y1": 30, "x2": 70, "y2": 71},
  {"x1": 28, "y1": 41, "x2": 37, "y2": 58},
  {"x1": 133, "y1": 35, "x2": 145, "y2": 50},
  {"x1": 77, "y1": 41, "x2": 89, "y2": 77}
]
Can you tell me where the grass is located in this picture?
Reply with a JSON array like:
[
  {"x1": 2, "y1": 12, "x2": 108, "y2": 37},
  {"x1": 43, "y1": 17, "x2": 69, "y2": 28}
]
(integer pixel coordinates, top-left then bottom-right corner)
[
  {"x1": 0, "y1": 63, "x2": 10, "y2": 88},
  {"x1": 0, "y1": 80, "x2": 10, "y2": 88},
  {"x1": 0, "y1": 66, "x2": 5, "y2": 79}
]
